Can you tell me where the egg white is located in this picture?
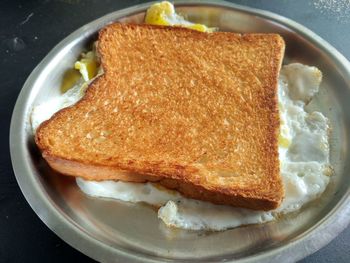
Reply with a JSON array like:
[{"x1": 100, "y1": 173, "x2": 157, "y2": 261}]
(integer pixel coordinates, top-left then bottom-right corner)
[{"x1": 31, "y1": 63, "x2": 330, "y2": 231}]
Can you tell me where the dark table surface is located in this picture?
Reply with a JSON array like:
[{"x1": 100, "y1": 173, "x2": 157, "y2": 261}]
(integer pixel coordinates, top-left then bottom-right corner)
[{"x1": 1, "y1": 0, "x2": 349, "y2": 262}]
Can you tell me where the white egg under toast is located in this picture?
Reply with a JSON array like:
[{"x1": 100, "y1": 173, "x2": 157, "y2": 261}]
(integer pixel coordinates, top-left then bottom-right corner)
[{"x1": 35, "y1": 23, "x2": 286, "y2": 211}]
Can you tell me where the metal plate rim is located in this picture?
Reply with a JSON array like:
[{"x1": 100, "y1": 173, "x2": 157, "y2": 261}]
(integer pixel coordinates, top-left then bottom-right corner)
[{"x1": 10, "y1": 1, "x2": 350, "y2": 262}]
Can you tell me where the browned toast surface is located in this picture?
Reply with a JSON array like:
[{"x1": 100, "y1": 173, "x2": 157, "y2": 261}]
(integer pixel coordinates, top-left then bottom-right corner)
[{"x1": 36, "y1": 23, "x2": 285, "y2": 210}]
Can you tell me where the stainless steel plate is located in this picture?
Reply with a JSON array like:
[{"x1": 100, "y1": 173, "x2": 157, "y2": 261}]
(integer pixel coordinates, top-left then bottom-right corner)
[{"x1": 10, "y1": 1, "x2": 350, "y2": 262}]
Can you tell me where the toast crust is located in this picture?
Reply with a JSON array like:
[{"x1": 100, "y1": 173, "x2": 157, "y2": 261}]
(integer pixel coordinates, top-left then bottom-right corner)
[
  {"x1": 42, "y1": 154, "x2": 280, "y2": 210},
  {"x1": 35, "y1": 23, "x2": 285, "y2": 210}
]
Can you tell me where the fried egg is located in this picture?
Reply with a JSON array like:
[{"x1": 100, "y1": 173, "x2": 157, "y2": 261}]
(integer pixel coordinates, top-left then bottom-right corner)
[
  {"x1": 31, "y1": 2, "x2": 331, "y2": 231},
  {"x1": 32, "y1": 63, "x2": 330, "y2": 231}
]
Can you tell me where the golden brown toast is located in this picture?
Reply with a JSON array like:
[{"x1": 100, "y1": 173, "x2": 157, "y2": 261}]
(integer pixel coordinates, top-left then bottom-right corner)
[{"x1": 35, "y1": 23, "x2": 285, "y2": 210}]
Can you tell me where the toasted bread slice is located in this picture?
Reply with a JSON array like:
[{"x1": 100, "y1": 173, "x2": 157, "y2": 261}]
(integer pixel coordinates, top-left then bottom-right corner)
[{"x1": 36, "y1": 23, "x2": 285, "y2": 210}]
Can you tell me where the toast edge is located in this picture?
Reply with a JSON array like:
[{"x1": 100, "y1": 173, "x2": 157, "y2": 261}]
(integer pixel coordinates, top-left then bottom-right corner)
[{"x1": 41, "y1": 153, "x2": 281, "y2": 210}]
